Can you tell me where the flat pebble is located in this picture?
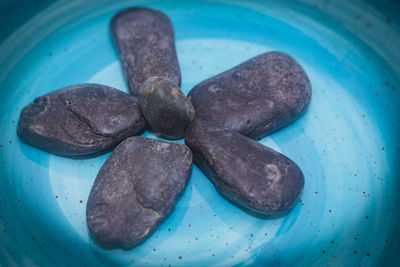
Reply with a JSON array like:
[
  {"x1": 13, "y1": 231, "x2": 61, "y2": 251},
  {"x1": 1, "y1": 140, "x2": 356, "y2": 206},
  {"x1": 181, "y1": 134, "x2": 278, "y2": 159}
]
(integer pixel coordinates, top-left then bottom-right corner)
[
  {"x1": 110, "y1": 7, "x2": 181, "y2": 95},
  {"x1": 188, "y1": 52, "x2": 311, "y2": 139},
  {"x1": 17, "y1": 84, "x2": 146, "y2": 156},
  {"x1": 185, "y1": 121, "x2": 304, "y2": 215},
  {"x1": 86, "y1": 136, "x2": 192, "y2": 248},
  {"x1": 138, "y1": 76, "x2": 195, "y2": 139}
]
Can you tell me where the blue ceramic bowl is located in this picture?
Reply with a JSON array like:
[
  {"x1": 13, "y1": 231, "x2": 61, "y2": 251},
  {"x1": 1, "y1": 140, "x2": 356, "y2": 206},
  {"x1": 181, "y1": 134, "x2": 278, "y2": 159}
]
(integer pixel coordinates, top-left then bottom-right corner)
[{"x1": 1, "y1": 0, "x2": 399, "y2": 266}]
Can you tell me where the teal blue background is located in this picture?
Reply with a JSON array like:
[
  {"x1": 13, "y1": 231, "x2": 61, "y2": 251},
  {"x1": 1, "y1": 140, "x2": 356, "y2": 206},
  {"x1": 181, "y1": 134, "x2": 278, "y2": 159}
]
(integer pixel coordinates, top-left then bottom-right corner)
[{"x1": 0, "y1": 0, "x2": 399, "y2": 266}]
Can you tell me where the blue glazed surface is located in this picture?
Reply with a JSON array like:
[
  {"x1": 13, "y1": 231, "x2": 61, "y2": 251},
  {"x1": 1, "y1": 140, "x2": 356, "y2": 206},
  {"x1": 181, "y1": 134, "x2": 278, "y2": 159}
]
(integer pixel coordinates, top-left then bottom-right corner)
[{"x1": 0, "y1": 0, "x2": 399, "y2": 266}]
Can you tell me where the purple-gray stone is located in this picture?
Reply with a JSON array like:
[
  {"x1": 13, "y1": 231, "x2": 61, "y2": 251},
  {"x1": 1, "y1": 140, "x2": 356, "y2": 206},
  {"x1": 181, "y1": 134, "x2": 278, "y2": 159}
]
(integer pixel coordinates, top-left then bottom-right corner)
[
  {"x1": 86, "y1": 136, "x2": 192, "y2": 248},
  {"x1": 17, "y1": 84, "x2": 146, "y2": 156},
  {"x1": 138, "y1": 76, "x2": 196, "y2": 139},
  {"x1": 110, "y1": 7, "x2": 181, "y2": 96},
  {"x1": 188, "y1": 52, "x2": 311, "y2": 139},
  {"x1": 185, "y1": 121, "x2": 304, "y2": 215}
]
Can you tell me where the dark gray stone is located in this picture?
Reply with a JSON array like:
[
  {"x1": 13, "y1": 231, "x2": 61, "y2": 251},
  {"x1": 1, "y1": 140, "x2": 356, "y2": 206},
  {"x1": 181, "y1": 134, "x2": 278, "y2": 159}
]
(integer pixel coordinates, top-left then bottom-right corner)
[
  {"x1": 138, "y1": 77, "x2": 195, "y2": 139},
  {"x1": 110, "y1": 7, "x2": 181, "y2": 96},
  {"x1": 86, "y1": 136, "x2": 192, "y2": 248},
  {"x1": 188, "y1": 52, "x2": 311, "y2": 139},
  {"x1": 17, "y1": 84, "x2": 146, "y2": 157},
  {"x1": 185, "y1": 121, "x2": 304, "y2": 215}
]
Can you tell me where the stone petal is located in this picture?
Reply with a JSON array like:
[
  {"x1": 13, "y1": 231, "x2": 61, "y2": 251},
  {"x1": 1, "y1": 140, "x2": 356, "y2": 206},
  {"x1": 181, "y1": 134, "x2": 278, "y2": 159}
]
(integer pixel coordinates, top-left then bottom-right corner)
[
  {"x1": 17, "y1": 84, "x2": 146, "y2": 156},
  {"x1": 110, "y1": 8, "x2": 181, "y2": 96},
  {"x1": 188, "y1": 52, "x2": 311, "y2": 139},
  {"x1": 86, "y1": 136, "x2": 192, "y2": 248},
  {"x1": 185, "y1": 121, "x2": 304, "y2": 215}
]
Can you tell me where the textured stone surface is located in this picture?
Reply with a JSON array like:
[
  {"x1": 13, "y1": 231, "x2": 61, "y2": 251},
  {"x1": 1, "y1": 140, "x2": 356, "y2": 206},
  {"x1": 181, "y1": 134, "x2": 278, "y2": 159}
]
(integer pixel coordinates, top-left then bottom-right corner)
[
  {"x1": 86, "y1": 137, "x2": 192, "y2": 248},
  {"x1": 188, "y1": 52, "x2": 311, "y2": 139},
  {"x1": 185, "y1": 121, "x2": 304, "y2": 215},
  {"x1": 138, "y1": 76, "x2": 195, "y2": 139},
  {"x1": 17, "y1": 84, "x2": 146, "y2": 156},
  {"x1": 110, "y1": 7, "x2": 181, "y2": 96}
]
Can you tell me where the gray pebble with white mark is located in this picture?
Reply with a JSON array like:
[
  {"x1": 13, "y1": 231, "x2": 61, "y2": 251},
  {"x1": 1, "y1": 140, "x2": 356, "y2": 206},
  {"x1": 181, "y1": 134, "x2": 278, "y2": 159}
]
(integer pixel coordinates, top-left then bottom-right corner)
[{"x1": 185, "y1": 120, "x2": 304, "y2": 215}]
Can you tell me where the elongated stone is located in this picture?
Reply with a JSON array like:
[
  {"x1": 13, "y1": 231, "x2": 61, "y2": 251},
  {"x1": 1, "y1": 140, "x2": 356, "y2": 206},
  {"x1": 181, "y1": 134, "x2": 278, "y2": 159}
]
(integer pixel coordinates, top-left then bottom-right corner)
[
  {"x1": 110, "y1": 7, "x2": 181, "y2": 96},
  {"x1": 185, "y1": 121, "x2": 304, "y2": 215},
  {"x1": 138, "y1": 76, "x2": 195, "y2": 139},
  {"x1": 188, "y1": 52, "x2": 311, "y2": 139},
  {"x1": 17, "y1": 84, "x2": 146, "y2": 156},
  {"x1": 86, "y1": 136, "x2": 192, "y2": 248}
]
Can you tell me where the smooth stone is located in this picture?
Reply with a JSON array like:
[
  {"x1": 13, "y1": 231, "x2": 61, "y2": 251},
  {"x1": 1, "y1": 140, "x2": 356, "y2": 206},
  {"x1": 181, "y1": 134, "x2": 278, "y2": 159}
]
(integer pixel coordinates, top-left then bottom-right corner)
[
  {"x1": 185, "y1": 121, "x2": 304, "y2": 215},
  {"x1": 138, "y1": 77, "x2": 196, "y2": 139},
  {"x1": 17, "y1": 84, "x2": 146, "y2": 157},
  {"x1": 188, "y1": 52, "x2": 312, "y2": 139},
  {"x1": 86, "y1": 136, "x2": 192, "y2": 248},
  {"x1": 110, "y1": 7, "x2": 181, "y2": 96}
]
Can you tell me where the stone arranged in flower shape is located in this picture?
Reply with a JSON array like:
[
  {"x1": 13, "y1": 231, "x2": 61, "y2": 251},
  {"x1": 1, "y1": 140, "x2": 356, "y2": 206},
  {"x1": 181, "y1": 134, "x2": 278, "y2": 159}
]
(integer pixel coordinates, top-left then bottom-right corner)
[
  {"x1": 110, "y1": 7, "x2": 181, "y2": 96},
  {"x1": 188, "y1": 52, "x2": 311, "y2": 139},
  {"x1": 185, "y1": 121, "x2": 304, "y2": 215},
  {"x1": 16, "y1": 7, "x2": 312, "y2": 251},
  {"x1": 17, "y1": 84, "x2": 146, "y2": 156},
  {"x1": 86, "y1": 136, "x2": 192, "y2": 248},
  {"x1": 138, "y1": 76, "x2": 196, "y2": 139}
]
